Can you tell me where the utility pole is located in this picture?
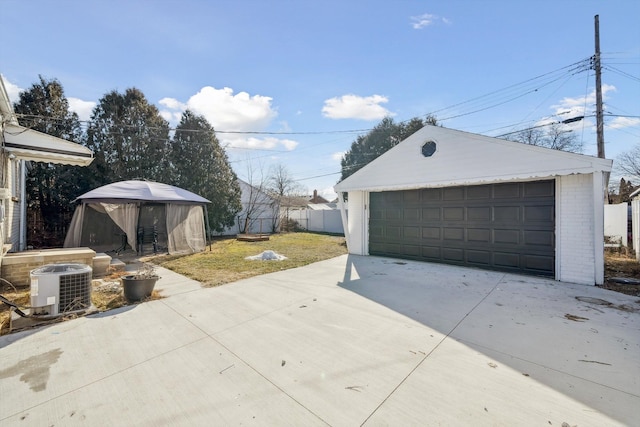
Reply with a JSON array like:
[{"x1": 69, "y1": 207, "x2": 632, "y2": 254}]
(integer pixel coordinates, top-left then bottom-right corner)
[{"x1": 594, "y1": 14, "x2": 605, "y2": 158}]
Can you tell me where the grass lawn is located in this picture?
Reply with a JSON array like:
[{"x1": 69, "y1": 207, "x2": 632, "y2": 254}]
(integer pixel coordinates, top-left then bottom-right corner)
[{"x1": 156, "y1": 232, "x2": 347, "y2": 287}]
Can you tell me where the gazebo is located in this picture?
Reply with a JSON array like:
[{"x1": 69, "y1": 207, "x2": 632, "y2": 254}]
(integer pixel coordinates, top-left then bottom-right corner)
[{"x1": 64, "y1": 180, "x2": 210, "y2": 255}]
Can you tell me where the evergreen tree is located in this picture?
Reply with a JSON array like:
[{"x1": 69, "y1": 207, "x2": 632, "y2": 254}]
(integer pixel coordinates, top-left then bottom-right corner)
[
  {"x1": 13, "y1": 76, "x2": 85, "y2": 247},
  {"x1": 84, "y1": 88, "x2": 170, "y2": 187},
  {"x1": 171, "y1": 110, "x2": 242, "y2": 232},
  {"x1": 339, "y1": 115, "x2": 436, "y2": 181}
]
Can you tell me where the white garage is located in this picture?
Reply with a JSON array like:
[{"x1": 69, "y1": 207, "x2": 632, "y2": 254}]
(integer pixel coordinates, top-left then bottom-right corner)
[{"x1": 335, "y1": 125, "x2": 612, "y2": 285}]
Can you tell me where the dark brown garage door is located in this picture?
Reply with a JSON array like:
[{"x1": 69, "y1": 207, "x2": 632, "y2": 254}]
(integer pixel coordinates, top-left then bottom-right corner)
[{"x1": 369, "y1": 180, "x2": 555, "y2": 276}]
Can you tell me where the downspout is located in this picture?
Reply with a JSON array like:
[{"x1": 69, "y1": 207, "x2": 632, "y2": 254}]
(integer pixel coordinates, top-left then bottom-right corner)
[{"x1": 19, "y1": 159, "x2": 26, "y2": 251}]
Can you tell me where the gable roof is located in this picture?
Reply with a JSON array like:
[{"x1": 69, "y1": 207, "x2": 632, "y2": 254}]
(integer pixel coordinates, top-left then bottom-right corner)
[{"x1": 335, "y1": 125, "x2": 612, "y2": 193}]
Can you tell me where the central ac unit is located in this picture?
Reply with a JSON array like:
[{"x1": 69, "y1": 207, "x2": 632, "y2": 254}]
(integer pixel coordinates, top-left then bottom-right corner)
[{"x1": 30, "y1": 263, "x2": 93, "y2": 316}]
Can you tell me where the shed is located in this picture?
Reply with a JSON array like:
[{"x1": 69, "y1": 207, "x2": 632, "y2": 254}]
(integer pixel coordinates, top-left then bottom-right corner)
[
  {"x1": 64, "y1": 180, "x2": 210, "y2": 254},
  {"x1": 334, "y1": 125, "x2": 612, "y2": 285}
]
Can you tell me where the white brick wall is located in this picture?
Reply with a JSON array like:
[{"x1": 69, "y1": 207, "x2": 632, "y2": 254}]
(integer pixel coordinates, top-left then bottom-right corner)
[{"x1": 557, "y1": 174, "x2": 595, "y2": 285}]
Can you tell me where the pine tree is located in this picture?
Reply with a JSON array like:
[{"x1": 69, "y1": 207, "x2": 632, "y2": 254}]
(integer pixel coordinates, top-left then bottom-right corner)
[
  {"x1": 170, "y1": 110, "x2": 242, "y2": 232},
  {"x1": 84, "y1": 88, "x2": 170, "y2": 187}
]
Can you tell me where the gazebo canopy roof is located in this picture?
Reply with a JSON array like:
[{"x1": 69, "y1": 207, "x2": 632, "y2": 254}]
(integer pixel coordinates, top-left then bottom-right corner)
[{"x1": 76, "y1": 180, "x2": 210, "y2": 204}]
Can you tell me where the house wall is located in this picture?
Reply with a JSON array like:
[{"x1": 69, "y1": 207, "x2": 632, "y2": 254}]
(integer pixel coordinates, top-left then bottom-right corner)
[
  {"x1": 556, "y1": 174, "x2": 598, "y2": 285},
  {"x1": 216, "y1": 180, "x2": 279, "y2": 236},
  {"x1": 0, "y1": 152, "x2": 20, "y2": 255}
]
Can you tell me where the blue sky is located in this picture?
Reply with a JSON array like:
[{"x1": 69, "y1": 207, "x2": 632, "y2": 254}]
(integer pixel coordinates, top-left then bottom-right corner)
[{"x1": 2, "y1": 0, "x2": 639, "y2": 199}]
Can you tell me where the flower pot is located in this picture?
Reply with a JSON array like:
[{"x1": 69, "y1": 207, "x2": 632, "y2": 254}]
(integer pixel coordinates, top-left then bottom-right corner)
[{"x1": 122, "y1": 275, "x2": 159, "y2": 302}]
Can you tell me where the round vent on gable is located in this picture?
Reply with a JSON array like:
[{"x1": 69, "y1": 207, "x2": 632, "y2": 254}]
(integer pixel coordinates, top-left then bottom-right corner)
[{"x1": 422, "y1": 140, "x2": 437, "y2": 157}]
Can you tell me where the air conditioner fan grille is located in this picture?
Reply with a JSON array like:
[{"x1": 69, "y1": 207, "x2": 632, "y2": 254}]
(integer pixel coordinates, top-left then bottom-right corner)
[{"x1": 59, "y1": 272, "x2": 92, "y2": 313}]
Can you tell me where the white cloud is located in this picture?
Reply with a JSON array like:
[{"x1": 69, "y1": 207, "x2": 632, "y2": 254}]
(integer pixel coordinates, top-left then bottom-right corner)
[
  {"x1": 223, "y1": 136, "x2": 298, "y2": 152},
  {"x1": 551, "y1": 84, "x2": 616, "y2": 118},
  {"x1": 188, "y1": 86, "x2": 276, "y2": 131},
  {"x1": 609, "y1": 116, "x2": 640, "y2": 129},
  {"x1": 160, "y1": 85, "x2": 297, "y2": 151},
  {"x1": 159, "y1": 97, "x2": 186, "y2": 111},
  {"x1": 410, "y1": 13, "x2": 451, "y2": 29},
  {"x1": 322, "y1": 94, "x2": 393, "y2": 120},
  {"x1": 331, "y1": 151, "x2": 345, "y2": 162},
  {"x1": 1, "y1": 75, "x2": 23, "y2": 104},
  {"x1": 320, "y1": 186, "x2": 337, "y2": 201},
  {"x1": 68, "y1": 97, "x2": 96, "y2": 122}
]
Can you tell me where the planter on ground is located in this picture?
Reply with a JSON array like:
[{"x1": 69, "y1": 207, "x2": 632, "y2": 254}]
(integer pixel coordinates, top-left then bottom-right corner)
[{"x1": 121, "y1": 275, "x2": 159, "y2": 302}]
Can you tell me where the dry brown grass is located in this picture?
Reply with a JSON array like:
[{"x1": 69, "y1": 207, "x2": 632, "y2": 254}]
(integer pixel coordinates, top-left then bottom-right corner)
[
  {"x1": 602, "y1": 251, "x2": 640, "y2": 297},
  {"x1": 157, "y1": 232, "x2": 347, "y2": 287}
]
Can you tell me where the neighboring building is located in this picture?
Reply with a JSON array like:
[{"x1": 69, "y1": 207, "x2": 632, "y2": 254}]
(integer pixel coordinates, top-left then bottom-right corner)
[
  {"x1": 309, "y1": 189, "x2": 329, "y2": 204},
  {"x1": 0, "y1": 77, "x2": 93, "y2": 259},
  {"x1": 217, "y1": 179, "x2": 280, "y2": 235},
  {"x1": 335, "y1": 125, "x2": 612, "y2": 285}
]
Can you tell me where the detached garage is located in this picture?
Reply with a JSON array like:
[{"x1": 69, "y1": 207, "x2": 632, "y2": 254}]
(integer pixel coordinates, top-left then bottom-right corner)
[{"x1": 334, "y1": 125, "x2": 612, "y2": 285}]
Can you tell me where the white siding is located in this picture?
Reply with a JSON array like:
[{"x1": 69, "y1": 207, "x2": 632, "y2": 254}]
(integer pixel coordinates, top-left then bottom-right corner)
[
  {"x1": 335, "y1": 125, "x2": 612, "y2": 193},
  {"x1": 557, "y1": 174, "x2": 596, "y2": 285},
  {"x1": 346, "y1": 191, "x2": 367, "y2": 255}
]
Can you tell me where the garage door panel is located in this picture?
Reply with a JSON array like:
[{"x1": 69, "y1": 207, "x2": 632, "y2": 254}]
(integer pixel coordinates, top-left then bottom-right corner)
[
  {"x1": 386, "y1": 226, "x2": 402, "y2": 239},
  {"x1": 523, "y1": 255, "x2": 554, "y2": 272},
  {"x1": 494, "y1": 229, "x2": 520, "y2": 244},
  {"x1": 422, "y1": 188, "x2": 441, "y2": 201},
  {"x1": 523, "y1": 230, "x2": 554, "y2": 247},
  {"x1": 468, "y1": 206, "x2": 491, "y2": 221},
  {"x1": 468, "y1": 228, "x2": 491, "y2": 243},
  {"x1": 423, "y1": 208, "x2": 441, "y2": 220},
  {"x1": 386, "y1": 208, "x2": 402, "y2": 220},
  {"x1": 369, "y1": 180, "x2": 555, "y2": 277},
  {"x1": 494, "y1": 252, "x2": 520, "y2": 269},
  {"x1": 422, "y1": 227, "x2": 441, "y2": 240},
  {"x1": 403, "y1": 226, "x2": 420, "y2": 239},
  {"x1": 443, "y1": 207, "x2": 464, "y2": 221},
  {"x1": 467, "y1": 185, "x2": 492, "y2": 199},
  {"x1": 524, "y1": 205, "x2": 554, "y2": 222},
  {"x1": 404, "y1": 190, "x2": 420, "y2": 204},
  {"x1": 444, "y1": 187, "x2": 465, "y2": 201},
  {"x1": 467, "y1": 250, "x2": 491, "y2": 266},
  {"x1": 524, "y1": 180, "x2": 554, "y2": 197},
  {"x1": 494, "y1": 206, "x2": 520, "y2": 222},
  {"x1": 443, "y1": 228, "x2": 464, "y2": 241},
  {"x1": 404, "y1": 208, "x2": 420, "y2": 221},
  {"x1": 422, "y1": 246, "x2": 441, "y2": 259},
  {"x1": 494, "y1": 183, "x2": 520, "y2": 198},
  {"x1": 443, "y1": 248, "x2": 464, "y2": 262},
  {"x1": 403, "y1": 245, "x2": 421, "y2": 257}
]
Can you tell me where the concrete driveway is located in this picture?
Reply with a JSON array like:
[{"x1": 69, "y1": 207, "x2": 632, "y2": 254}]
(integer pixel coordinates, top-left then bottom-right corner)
[{"x1": 1, "y1": 255, "x2": 638, "y2": 426}]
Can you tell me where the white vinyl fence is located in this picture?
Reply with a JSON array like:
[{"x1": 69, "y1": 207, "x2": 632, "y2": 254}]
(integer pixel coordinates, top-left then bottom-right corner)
[
  {"x1": 604, "y1": 202, "x2": 628, "y2": 247},
  {"x1": 287, "y1": 208, "x2": 345, "y2": 234}
]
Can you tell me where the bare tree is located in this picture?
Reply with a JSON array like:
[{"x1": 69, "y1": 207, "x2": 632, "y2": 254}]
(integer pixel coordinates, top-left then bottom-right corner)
[
  {"x1": 267, "y1": 163, "x2": 304, "y2": 232},
  {"x1": 239, "y1": 161, "x2": 280, "y2": 234},
  {"x1": 507, "y1": 123, "x2": 583, "y2": 153},
  {"x1": 616, "y1": 144, "x2": 640, "y2": 181}
]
